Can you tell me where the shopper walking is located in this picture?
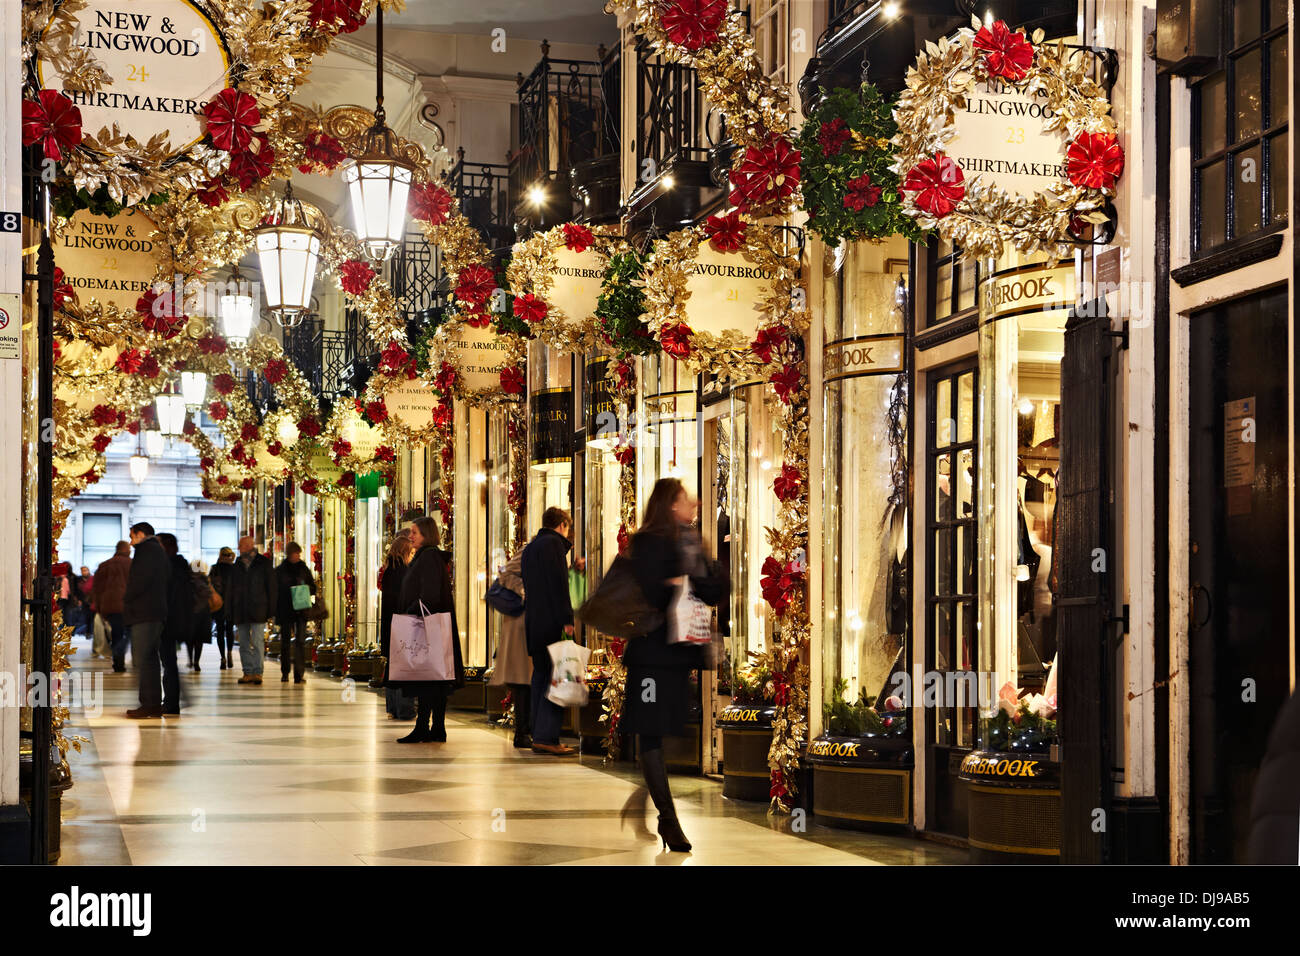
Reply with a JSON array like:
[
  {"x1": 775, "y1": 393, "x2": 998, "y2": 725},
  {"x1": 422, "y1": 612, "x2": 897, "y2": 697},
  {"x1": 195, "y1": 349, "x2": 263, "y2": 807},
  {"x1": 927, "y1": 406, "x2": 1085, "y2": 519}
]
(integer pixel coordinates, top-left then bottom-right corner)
[
  {"x1": 621, "y1": 478, "x2": 728, "y2": 852},
  {"x1": 487, "y1": 550, "x2": 532, "y2": 748},
  {"x1": 229, "y1": 535, "x2": 276, "y2": 686},
  {"x1": 275, "y1": 542, "x2": 316, "y2": 684},
  {"x1": 123, "y1": 523, "x2": 172, "y2": 719},
  {"x1": 188, "y1": 559, "x2": 214, "y2": 671},
  {"x1": 380, "y1": 532, "x2": 415, "y2": 718},
  {"x1": 520, "y1": 507, "x2": 577, "y2": 756},
  {"x1": 209, "y1": 546, "x2": 236, "y2": 669},
  {"x1": 157, "y1": 534, "x2": 193, "y2": 715},
  {"x1": 92, "y1": 541, "x2": 132, "y2": 672},
  {"x1": 393, "y1": 516, "x2": 464, "y2": 743},
  {"x1": 76, "y1": 566, "x2": 94, "y2": 637}
]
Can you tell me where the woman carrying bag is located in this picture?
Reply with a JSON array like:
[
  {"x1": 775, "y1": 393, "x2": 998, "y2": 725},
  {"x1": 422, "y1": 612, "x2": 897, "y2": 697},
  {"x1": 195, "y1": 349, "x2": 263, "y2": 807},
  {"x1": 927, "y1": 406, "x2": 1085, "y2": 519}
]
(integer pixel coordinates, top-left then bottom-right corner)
[
  {"x1": 394, "y1": 516, "x2": 464, "y2": 743},
  {"x1": 380, "y1": 532, "x2": 415, "y2": 719},
  {"x1": 275, "y1": 542, "x2": 316, "y2": 684},
  {"x1": 486, "y1": 551, "x2": 531, "y2": 748},
  {"x1": 621, "y1": 477, "x2": 728, "y2": 852}
]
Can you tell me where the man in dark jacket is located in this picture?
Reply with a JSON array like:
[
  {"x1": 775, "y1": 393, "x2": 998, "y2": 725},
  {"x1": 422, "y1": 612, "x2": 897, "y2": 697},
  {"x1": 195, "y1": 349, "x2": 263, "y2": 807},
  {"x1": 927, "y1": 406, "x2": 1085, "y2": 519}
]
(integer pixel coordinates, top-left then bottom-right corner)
[
  {"x1": 123, "y1": 522, "x2": 172, "y2": 719},
  {"x1": 520, "y1": 508, "x2": 577, "y2": 756},
  {"x1": 157, "y1": 533, "x2": 193, "y2": 715},
  {"x1": 229, "y1": 535, "x2": 276, "y2": 685},
  {"x1": 275, "y1": 543, "x2": 316, "y2": 684},
  {"x1": 92, "y1": 541, "x2": 132, "y2": 672}
]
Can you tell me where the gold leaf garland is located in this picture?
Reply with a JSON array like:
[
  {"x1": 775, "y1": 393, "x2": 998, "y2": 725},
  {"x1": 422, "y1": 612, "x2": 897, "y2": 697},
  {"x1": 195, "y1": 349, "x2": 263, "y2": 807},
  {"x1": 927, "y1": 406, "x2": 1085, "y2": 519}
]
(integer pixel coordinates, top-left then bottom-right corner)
[{"x1": 505, "y1": 225, "x2": 622, "y2": 354}]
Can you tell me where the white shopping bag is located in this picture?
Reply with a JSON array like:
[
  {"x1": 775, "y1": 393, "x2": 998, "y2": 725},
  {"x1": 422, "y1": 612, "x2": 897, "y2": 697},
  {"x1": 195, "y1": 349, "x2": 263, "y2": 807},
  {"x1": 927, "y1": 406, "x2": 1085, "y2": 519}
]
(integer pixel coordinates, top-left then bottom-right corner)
[
  {"x1": 667, "y1": 576, "x2": 713, "y2": 645},
  {"x1": 389, "y1": 601, "x2": 455, "y2": 682},
  {"x1": 546, "y1": 639, "x2": 591, "y2": 707},
  {"x1": 92, "y1": 613, "x2": 109, "y2": 658}
]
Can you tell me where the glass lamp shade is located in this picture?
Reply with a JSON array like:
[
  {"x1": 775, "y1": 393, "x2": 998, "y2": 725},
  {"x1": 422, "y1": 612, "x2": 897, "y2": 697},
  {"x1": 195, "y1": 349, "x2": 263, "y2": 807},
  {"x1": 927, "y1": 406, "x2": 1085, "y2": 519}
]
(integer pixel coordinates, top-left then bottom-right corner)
[
  {"x1": 342, "y1": 156, "x2": 415, "y2": 260},
  {"x1": 154, "y1": 391, "x2": 187, "y2": 437},
  {"x1": 144, "y1": 429, "x2": 164, "y2": 457},
  {"x1": 254, "y1": 224, "x2": 321, "y2": 317},
  {"x1": 129, "y1": 454, "x2": 149, "y2": 485},
  {"x1": 179, "y1": 370, "x2": 208, "y2": 408},
  {"x1": 219, "y1": 291, "x2": 256, "y2": 346}
]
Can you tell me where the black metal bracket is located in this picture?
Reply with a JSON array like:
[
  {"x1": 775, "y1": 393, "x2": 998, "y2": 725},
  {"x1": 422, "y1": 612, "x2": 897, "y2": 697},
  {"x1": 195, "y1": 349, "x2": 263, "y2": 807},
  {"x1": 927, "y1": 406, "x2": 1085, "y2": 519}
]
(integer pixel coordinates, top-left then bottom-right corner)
[{"x1": 1106, "y1": 320, "x2": 1129, "y2": 351}]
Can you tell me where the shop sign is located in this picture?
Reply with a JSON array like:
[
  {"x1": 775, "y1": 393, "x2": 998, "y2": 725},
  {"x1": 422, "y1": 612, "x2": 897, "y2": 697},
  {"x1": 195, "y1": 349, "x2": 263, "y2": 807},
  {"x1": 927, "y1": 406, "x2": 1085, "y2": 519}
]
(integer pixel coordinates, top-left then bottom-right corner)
[
  {"x1": 682, "y1": 244, "x2": 774, "y2": 340},
  {"x1": 642, "y1": 389, "x2": 696, "y2": 425},
  {"x1": 338, "y1": 408, "x2": 384, "y2": 462},
  {"x1": 823, "y1": 333, "x2": 904, "y2": 382},
  {"x1": 308, "y1": 448, "x2": 344, "y2": 485},
  {"x1": 441, "y1": 322, "x2": 514, "y2": 392},
  {"x1": 808, "y1": 739, "x2": 863, "y2": 759},
  {"x1": 946, "y1": 81, "x2": 1066, "y2": 202},
  {"x1": 386, "y1": 377, "x2": 438, "y2": 431},
  {"x1": 958, "y1": 751, "x2": 1051, "y2": 780},
  {"x1": 717, "y1": 704, "x2": 775, "y2": 727},
  {"x1": 530, "y1": 387, "x2": 572, "y2": 465},
  {"x1": 549, "y1": 246, "x2": 603, "y2": 325},
  {"x1": 984, "y1": 263, "x2": 1076, "y2": 322},
  {"x1": 55, "y1": 208, "x2": 157, "y2": 310},
  {"x1": 37, "y1": 0, "x2": 230, "y2": 155},
  {"x1": 584, "y1": 357, "x2": 619, "y2": 447}
]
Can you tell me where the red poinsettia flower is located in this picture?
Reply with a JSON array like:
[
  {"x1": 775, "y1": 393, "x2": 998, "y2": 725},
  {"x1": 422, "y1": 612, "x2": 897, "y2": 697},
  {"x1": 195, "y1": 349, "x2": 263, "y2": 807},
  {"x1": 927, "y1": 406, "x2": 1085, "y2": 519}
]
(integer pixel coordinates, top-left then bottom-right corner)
[
  {"x1": 463, "y1": 308, "x2": 493, "y2": 329},
  {"x1": 198, "y1": 334, "x2": 228, "y2": 355},
  {"x1": 409, "y1": 182, "x2": 453, "y2": 225},
  {"x1": 199, "y1": 456, "x2": 215, "y2": 470},
  {"x1": 729, "y1": 136, "x2": 801, "y2": 214},
  {"x1": 22, "y1": 89, "x2": 82, "y2": 162},
  {"x1": 375, "y1": 445, "x2": 396, "y2": 463},
  {"x1": 614, "y1": 442, "x2": 636, "y2": 466},
  {"x1": 660, "y1": 323, "x2": 693, "y2": 359},
  {"x1": 331, "y1": 438, "x2": 352, "y2": 460},
  {"x1": 614, "y1": 359, "x2": 636, "y2": 391},
  {"x1": 297, "y1": 416, "x2": 322, "y2": 438},
  {"x1": 455, "y1": 264, "x2": 495, "y2": 308},
  {"x1": 264, "y1": 358, "x2": 288, "y2": 385},
  {"x1": 562, "y1": 222, "x2": 595, "y2": 253},
  {"x1": 240, "y1": 423, "x2": 260, "y2": 443},
  {"x1": 365, "y1": 400, "x2": 388, "y2": 423},
  {"x1": 770, "y1": 363, "x2": 802, "y2": 403},
  {"x1": 1066, "y1": 132, "x2": 1125, "y2": 190},
  {"x1": 212, "y1": 373, "x2": 237, "y2": 395},
  {"x1": 208, "y1": 401, "x2": 229, "y2": 421},
  {"x1": 228, "y1": 134, "x2": 275, "y2": 191},
  {"x1": 433, "y1": 362, "x2": 457, "y2": 394},
  {"x1": 902, "y1": 152, "x2": 965, "y2": 218},
  {"x1": 773, "y1": 463, "x2": 803, "y2": 502},
  {"x1": 513, "y1": 293, "x2": 548, "y2": 324},
  {"x1": 751, "y1": 326, "x2": 787, "y2": 364},
  {"x1": 298, "y1": 130, "x2": 346, "y2": 173},
  {"x1": 378, "y1": 341, "x2": 411, "y2": 375},
  {"x1": 114, "y1": 348, "x2": 143, "y2": 374},
  {"x1": 339, "y1": 259, "x2": 376, "y2": 296},
  {"x1": 843, "y1": 172, "x2": 883, "y2": 211},
  {"x1": 817, "y1": 117, "x2": 852, "y2": 157},
  {"x1": 52, "y1": 267, "x2": 75, "y2": 310},
  {"x1": 499, "y1": 365, "x2": 525, "y2": 395},
  {"x1": 266, "y1": 441, "x2": 283, "y2": 457},
  {"x1": 138, "y1": 353, "x2": 160, "y2": 378},
  {"x1": 196, "y1": 179, "x2": 230, "y2": 208},
  {"x1": 203, "y1": 88, "x2": 261, "y2": 154},
  {"x1": 973, "y1": 19, "x2": 1035, "y2": 82},
  {"x1": 661, "y1": 0, "x2": 727, "y2": 51},
  {"x1": 91, "y1": 433, "x2": 111, "y2": 453},
  {"x1": 309, "y1": 0, "x2": 366, "y2": 34},
  {"x1": 704, "y1": 209, "x2": 746, "y2": 253},
  {"x1": 432, "y1": 403, "x2": 453, "y2": 430},
  {"x1": 300, "y1": 478, "x2": 319, "y2": 495},
  {"x1": 91, "y1": 404, "x2": 117, "y2": 427}
]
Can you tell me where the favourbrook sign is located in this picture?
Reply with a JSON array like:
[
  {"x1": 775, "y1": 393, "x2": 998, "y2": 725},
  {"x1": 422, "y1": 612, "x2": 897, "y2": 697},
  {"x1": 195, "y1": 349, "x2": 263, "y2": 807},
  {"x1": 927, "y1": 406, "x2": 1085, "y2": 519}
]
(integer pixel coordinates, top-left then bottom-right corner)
[
  {"x1": 37, "y1": 0, "x2": 230, "y2": 152},
  {"x1": 944, "y1": 81, "x2": 1066, "y2": 201}
]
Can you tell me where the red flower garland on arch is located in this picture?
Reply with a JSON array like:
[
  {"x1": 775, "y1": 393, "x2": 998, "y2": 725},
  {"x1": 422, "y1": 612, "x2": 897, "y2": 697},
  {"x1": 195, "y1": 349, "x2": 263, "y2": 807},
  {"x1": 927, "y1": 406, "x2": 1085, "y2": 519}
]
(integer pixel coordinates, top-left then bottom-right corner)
[{"x1": 22, "y1": 89, "x2": 82, "y2": 162}]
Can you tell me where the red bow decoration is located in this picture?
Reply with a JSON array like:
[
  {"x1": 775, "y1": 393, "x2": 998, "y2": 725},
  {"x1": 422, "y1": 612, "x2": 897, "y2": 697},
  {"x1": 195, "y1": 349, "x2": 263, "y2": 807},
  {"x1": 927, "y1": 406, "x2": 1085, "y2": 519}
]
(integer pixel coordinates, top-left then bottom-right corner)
[
  {"x1": 216, "y1": 475, "x2": 229, "y2": 485},
  {"x1": 614, "y1": 442, "x2": 636, "y2": 466},
  {"x1": 199, "y1": 456, "x2": 215, "y2": 470},
  {"x1": 230, "y1": 442, "x2": 247, "y2": 463},
  {"x1": 331, "y1": 438, "x2": 352, "y2": 460},
  {"x1": 703, "y1": 209, "x2": 746, "y2": 253},
  {"x1": 843, "y1": 172, "x2": 883, "y2": 211},
  {"x1": 769, "y1": 363, "x2": 802, "y2": 403},
  {"x1": 240, "y1": 423, "x2": 260, "y2": 443},
  {"x1": 760, "y1": 556, "x2": 804, "y2": 615},
  {"x1": 660, "y1": 322, "x2": 693, "y2": 358},
  {"x1": 212, "y1": 373, "x2": 236, "y2": 395},
  {"x1": 198, "y1": 334, "x2": 228, "y2": 355},
  {"x1": 817, "y1": 117, "x2": 851, "y2": 157},
  {"x1": 91, "y1": 434, "x2": 112, "y2": 453},
  {"x1": 433, "y1": 362, "x2": 457, "y2": 394},
  {"x1": 115, "y1": 347, "x2": 145, "y2": 374},
  {"x1": 617, "y1": 524, "x2": 631, "y2": 554},
  {"x1": 513, "y1": 293, "x2": 547, "y2": 324},
  {"x1": 22, "y1": 89, "x2": 82, "y2": 162},
  {"x1": 228, "y1": 134, "x2": 275, "y2": 191},
  {"x1": 660, "y1": 0, "x2": 727, "y2": 51},
  {"x1": 375, "y1": 445, "x2": 396, "y2": 463},
  {"x1": 52, "y1": 268, "x2": 75, "y2": 310},
  {"x1": 455, "y1": 264, "x2": 496, "y2": 308},
  {"x1": 499, "y1": 366, "x2": 525, "y2": 395},
  {"x1": 241, "y1": 477, "x2": 256, "y2": 490},
  {"x1": 266, "y1": 441, "x2": 283, "y2": 457},
  {"x1": 751, "y1": 326, "x2": 787, "y2": 365},
  {"x1": 203, "y1": 88, "x2": 261, "y2": 154},
  {"x1": 464, "y1": 308, "x2": 493, "y2": 329},
  {"x1": 432, "y1": 403, "x2": 453, "y2": 429},
  {"x1": 409, "y1": 182, "x2": 453, "y2": 225},
  {"x1": 365, "y1": 400, "x2": 388, "y2": 423},
  {"x1": 615, "y1": 359, "x2": 636, "y2": 391},
  {"x1": 90, "y1": 405, "x2": 117, "y2": 427},
  {"x1": 309, "y1": 0, "x2": 366, "y2": 34},
  {"x1": 298, "y1": 130, "x2": 346, "y2": 173},
  {"x1": 772, "y1": 463, "x2": 803, "y2": 502},
  {"x1": 902, "y1": 152, "x2": 965, "y2": 218},
  {"x1": 297, "y1": 416, "x2": 322, "y2": 438},
  {"x1": 138, "y1": 353, "x2": 160, "y2": 378},
  {"x1": 973, "y1": 20, "x2": 1035, "y2": 82},
  {"x1": 378, "y1": 341, "x2": 411, "y2": 375},
  {"x1": 264, "y1": 358, "x2": 289, "y2": 385},
  {"x1": 1066, "y1": 132, "x2": 1125, "y2": 190},
  {"x1": 300, "y1": 478, "x2": 319, "y2": 495},
  {"x1": 136, "y1": 288, "x2": 188, "y2": 339},
  {"x1": 729, "y1": 135, "x2": 801, "y2": 214},
  {"x1": 208, "y1": 401, "x2": 229, "y2": 421},
  {"x1": 339, "y1": 259, "x2": 376, "y2": 296},
  {"x1": 770, "y1": 769, "x2": 788, "y2": 801},
  {"x1": 562, "y1": 222, "x2": 595, "y2": 252}
]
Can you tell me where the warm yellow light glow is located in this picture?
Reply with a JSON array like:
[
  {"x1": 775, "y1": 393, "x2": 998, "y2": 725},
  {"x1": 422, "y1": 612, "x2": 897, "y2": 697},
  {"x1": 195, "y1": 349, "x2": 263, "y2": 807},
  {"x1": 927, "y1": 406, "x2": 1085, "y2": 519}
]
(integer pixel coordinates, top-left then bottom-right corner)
[
  {"x1": 528, "y1": 185, "x2": 546, "y2": 207},
  {"x1": 883, "y1": 1, "x2": 900, "y2": 18}
]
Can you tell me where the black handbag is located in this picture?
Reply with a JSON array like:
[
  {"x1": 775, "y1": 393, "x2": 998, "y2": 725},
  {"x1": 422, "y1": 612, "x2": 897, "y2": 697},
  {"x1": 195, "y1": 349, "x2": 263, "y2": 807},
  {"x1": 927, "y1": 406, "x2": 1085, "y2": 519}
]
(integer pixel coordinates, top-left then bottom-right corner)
[
  {"x1": 303, "y1": 599, "x2": 329, "y2": 622},
  {"x1": 485, "y1": 580, "x2": 524, "y2": 617},
  {"x1": 576, "y1": 554, "x2": 663, "y2": 638}
]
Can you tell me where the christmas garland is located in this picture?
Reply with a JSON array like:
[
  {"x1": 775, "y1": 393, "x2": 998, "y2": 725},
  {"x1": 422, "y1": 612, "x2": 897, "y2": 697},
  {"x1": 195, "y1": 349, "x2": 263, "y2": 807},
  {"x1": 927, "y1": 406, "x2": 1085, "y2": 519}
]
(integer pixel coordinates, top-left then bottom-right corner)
[{"x1": 505, "y1": 222, "x2": 621, "y2": 353}]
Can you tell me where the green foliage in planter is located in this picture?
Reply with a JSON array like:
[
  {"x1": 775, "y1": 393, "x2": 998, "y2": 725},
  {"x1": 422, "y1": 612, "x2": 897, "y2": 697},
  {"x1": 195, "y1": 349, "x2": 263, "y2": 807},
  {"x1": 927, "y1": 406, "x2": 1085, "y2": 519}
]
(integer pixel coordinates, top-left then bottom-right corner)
[
  {"x1": 823, "y1": 677, "x2": 908, "y2": 737},
  {"x1": 730, "y1": 655, "x2": 775, "y2": 705},
  {"x1": 982, "y1": 703, "x2": 1058, "y2": 752},
  {"x1": 796, "y1": 84, "x2": 927, "y2": 247},
  {"x1": 595, "y1": 249, "x2": 658, "y2": 357}
]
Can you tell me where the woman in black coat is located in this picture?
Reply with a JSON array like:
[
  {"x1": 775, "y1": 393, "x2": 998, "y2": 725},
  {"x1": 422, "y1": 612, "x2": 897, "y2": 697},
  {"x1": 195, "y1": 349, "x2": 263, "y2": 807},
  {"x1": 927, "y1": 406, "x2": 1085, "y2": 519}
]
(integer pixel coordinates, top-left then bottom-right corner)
[
  {"x1": 622, "y1": 477, "x2": 728, "y2": 852},
  {"x1": 209, "y1": 548, "x2": 236, "y2": 669},
  {"x1": 393, "y1": 516, "x2": 465, "y2": 743},
  {"x1": 380, "y1": 532, "x2": 414, "y2": 718},
  {"x1": 275, "y1": 542, "x2": 316, "y2": 684}
]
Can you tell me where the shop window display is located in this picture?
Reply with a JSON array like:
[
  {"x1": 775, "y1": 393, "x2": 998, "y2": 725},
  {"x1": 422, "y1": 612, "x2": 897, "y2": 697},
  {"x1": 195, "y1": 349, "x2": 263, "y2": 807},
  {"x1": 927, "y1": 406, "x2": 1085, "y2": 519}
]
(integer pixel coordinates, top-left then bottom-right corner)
[{"x1": 453, "y1": 402, "x2": 491, "y2": 669}]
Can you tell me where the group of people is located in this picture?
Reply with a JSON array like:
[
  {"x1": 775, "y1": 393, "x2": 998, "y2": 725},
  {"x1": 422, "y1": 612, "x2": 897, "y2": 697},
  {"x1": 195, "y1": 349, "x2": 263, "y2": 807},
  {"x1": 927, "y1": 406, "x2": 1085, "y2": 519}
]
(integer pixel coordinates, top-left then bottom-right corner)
[{"x1": 81, "y1": 525, "x2": 321, "y2": 717}]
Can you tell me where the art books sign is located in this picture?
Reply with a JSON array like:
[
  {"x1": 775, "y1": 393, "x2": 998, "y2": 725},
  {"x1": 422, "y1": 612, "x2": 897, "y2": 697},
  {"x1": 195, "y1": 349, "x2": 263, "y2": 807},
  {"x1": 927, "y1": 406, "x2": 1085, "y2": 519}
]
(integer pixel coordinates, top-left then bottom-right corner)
[
  {"x1": 385, "y1": 378, "x2": 438, "y2": 431},
  {"x1": 56, "y1": 208, "x2": 157, "y2": 310},
  {"x1": 945, "y1": 81, "x2": 1066, "y2": 201},
  {"x1": 37, "y1": 0, "x2": 230, "y2": 154}
]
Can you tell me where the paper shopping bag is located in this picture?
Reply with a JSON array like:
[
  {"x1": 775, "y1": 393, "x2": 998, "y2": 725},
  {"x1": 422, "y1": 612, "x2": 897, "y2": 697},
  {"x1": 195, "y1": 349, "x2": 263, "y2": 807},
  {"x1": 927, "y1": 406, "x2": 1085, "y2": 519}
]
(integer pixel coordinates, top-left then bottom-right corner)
[
  {"x1": 546, "y1": 639, "x2": 591, "y2": 708},
  {"x1": 389, "y1": 602, "x2": 455, "y2": 681}
]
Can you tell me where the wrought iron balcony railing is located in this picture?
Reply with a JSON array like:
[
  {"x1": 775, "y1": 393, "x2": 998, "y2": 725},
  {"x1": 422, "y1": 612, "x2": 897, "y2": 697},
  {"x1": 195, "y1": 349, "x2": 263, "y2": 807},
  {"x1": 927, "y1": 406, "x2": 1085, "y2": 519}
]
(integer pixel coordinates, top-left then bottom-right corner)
[{"x1": 447, "y1": 149, "x2": 513, "y2": 250}]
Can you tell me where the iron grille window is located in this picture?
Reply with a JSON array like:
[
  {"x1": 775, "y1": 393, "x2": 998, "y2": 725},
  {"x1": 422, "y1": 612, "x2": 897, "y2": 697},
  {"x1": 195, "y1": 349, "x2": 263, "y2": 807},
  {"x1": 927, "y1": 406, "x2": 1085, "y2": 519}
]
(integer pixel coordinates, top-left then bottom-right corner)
[
  {"x1": 634, "y1": 35, "x2": 712, "y2": 179},
  {"x1": 283, "y1": 316, "x2": 323, "y2": 399},
  {"x1": 391, "y1": 230, "x2": 447, "y2": 319},
  {"x1": 926, "y1": 237, "x2": 981, "y2": 326},
  {"x1": 1192, "y1": 0, "x2": 1289, "y2": 252},
  {"x1": 447, "y1": 152, "x2": 512, "y2": 246}
]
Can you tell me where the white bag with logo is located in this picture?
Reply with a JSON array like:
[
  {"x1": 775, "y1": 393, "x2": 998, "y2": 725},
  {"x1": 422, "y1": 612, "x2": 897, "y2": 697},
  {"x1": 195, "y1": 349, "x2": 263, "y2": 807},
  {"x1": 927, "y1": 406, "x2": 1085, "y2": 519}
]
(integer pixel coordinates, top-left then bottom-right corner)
[
  {"x1": 546, "y1": 639, "x2": 591, "y2": 707},
  {"x1": 667, "y1": 576, "x2": 713, "y2": 645},
  {"x1": 389, "y1": 601, "x2": 455, "y2": 682}
]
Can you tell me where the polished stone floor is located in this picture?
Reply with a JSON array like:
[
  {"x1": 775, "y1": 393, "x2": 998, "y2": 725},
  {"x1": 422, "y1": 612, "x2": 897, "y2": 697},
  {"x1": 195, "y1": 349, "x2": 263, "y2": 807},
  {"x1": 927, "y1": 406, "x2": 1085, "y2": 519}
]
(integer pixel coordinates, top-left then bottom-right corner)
[{"x1": 59, "y1": 648, "x2": 968, "y2": 866}]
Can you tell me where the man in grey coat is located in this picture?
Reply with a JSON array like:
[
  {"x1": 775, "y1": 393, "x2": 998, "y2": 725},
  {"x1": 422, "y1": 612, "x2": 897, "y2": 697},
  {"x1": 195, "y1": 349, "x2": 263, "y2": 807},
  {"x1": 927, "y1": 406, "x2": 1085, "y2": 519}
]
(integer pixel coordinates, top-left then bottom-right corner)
[
  {"x1": 228, "y1": 535, "x2": 276, "y2": 684},
  {"x1": 123, "y1": 522, "x2": 172, "y2": 719}
]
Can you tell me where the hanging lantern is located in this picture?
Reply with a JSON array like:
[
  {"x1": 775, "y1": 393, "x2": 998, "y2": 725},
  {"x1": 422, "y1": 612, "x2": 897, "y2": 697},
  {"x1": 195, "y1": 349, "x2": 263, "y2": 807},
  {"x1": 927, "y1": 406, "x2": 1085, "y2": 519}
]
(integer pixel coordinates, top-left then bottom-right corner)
[
  {"x1": 154, "y1": 383, "x2": 187, "y2": 437},
  {"x1": 253, "y1": 181, "x2": 321, "y2": 328},
  {"x1": 220, "y1": 264, "x2": 257, "y2": 346},
  {"x1": 129, "y1": 434, "x2": 149, "y2": 484},
  {"x1": 145, "y1": 429, "x2": 165, "y2": 457},
  {"x1": 341, "y1": 7, "x2": 415, "y2": 261},
  {"x1": 179, "y1": 370, "x2": 208, "y2": 408}
]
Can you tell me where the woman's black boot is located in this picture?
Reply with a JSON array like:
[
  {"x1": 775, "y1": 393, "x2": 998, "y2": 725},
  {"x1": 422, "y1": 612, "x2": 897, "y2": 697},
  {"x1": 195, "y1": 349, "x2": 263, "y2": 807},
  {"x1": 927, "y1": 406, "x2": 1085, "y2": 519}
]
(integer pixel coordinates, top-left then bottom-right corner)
[
  {"x1": 397, "y1": 694, "x2": 432, "y2": 743},
  {"x1": 641, "y1": 745, "x2": 690, "y2": 851}
]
